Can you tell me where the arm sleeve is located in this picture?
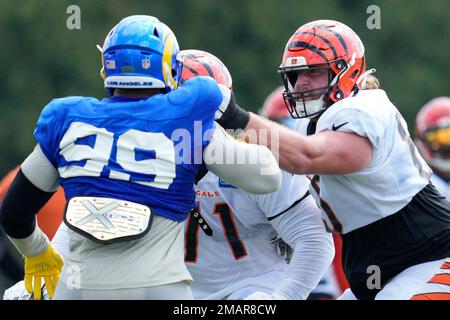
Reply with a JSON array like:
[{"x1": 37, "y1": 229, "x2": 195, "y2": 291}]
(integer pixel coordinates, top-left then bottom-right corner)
[
  {"x1": 0, "y1": 168, "x2": 54, "y2": 256},
  {"x1": 204, "y1": 124, "x2": 282, "y2": 194},
  {"x1": 269, "y1": 195, "x2": 335, "y2": 300},
  {"x1": 0, "y1": 146, "x2": 59, "y2": 255}
]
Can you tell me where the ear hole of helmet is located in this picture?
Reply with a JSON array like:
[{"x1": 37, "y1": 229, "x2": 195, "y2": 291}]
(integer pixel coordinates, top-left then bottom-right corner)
[
  {"x1": 153, "y1": 28, "x2": 159, "y2": 38},
  {"x1": 108, "y1": 28, "x2": 116, "y2": 38},
  {"x1": 350, "y1": 69, "x2": 359, "y2": 79}
]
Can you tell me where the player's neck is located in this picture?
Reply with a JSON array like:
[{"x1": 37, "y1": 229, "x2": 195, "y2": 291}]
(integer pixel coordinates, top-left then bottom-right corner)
[{"x1": 114, "y1": 88, "x2": 166, "y2": 98}]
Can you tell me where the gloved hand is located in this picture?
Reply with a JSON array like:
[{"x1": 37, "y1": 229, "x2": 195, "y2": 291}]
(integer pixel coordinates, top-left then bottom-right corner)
[
  {"x1": 244, "y1": 291, "x2": 286, "y2": 300},
  {"x1": 270, "y1": 235, "x2": 293, "y2": 263},
  {"x1": 24, "y1": 245, "x2": 64, "y2": 300}
]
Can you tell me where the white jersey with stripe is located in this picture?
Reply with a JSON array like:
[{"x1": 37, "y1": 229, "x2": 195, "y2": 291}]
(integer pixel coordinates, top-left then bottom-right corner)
[
  {"x1": 295, "y1": 89, "x2": 432, "y2": 234},
  {"x1": 185, "y1": 171, "x2": 311, "y2": 299}
]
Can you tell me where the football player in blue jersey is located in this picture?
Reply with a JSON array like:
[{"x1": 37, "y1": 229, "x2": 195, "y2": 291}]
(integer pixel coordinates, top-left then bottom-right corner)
[{"x1": 0, "y1": 15, "x2": 281, "y2": 300}]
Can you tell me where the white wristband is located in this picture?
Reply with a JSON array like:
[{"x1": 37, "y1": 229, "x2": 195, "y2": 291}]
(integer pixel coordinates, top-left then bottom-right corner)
[{"x1": 8, "y1": 225, "x2": 50, "y2": 257}]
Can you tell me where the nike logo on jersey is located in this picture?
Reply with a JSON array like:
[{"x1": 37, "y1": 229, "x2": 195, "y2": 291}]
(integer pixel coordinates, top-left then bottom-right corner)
[{"x1": 332, "y1": 122, "x2": 348, "y2": 131}]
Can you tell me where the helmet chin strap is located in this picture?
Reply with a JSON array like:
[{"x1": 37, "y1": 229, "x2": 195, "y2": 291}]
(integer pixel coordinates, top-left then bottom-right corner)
[
  {"x1": 295, "y1": 96, "x2": 327, "y2": 118},
  {"x1": 356, "y1": 68, "x2": 376, "y2": 88}
]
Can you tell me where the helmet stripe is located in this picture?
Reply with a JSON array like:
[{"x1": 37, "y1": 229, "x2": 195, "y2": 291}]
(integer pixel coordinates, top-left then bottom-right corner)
[
  {"x1": 184, "y1": 64, "x2": 200, "y2": 76},
  {"x1": 294, "y1": 31, "x2": 338, "y2": 60},
  {"x1": 199, "y1": 62, "x2": 215, "y2": 78},
  {"x1": 162, "y1": 32, "x2": 178, "y2": 89},
  {"x1": 288, "y1": 41, "x2": 329, "y2": 63},
  {"x1": 316, "y1": 25, "x2": 348, "y2": 56}
]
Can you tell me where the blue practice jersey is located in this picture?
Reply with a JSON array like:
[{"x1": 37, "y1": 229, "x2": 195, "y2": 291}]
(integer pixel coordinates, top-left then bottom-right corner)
[{"x1": 34, "y1": 77, "x2": 222, "y2": 222}]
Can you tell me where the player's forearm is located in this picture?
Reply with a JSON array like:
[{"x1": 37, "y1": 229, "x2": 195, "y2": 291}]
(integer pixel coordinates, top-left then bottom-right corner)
[
  {"x1": 244, "y1": 113, "x2": 316, "y2": 174},
  {"x1": 245, "y1": 113, "x2": 373, "y2": 174},
  {"x1": 0, "y1": 146, "x2": 58, "y2": 254},
  {"x1": 274, "y1": 233, "x2": 335, "y2": 300},
  {"x1": 7, "y1": 226, "x2": 50, "y2": 257},
  {"x1": 0, "y1": 169, "x2": 53, "y2": 256},
  {"x1": 215, "y1": 91, "x2": 310, "y2": 174},
  {"x1": 270, "y1": 196, "x2": 335, "y2": 299}
]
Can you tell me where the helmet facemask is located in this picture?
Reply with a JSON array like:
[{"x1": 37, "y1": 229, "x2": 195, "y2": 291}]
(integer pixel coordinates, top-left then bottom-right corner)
[
  {"x1": 279, "y1": 61, "x2": 347, "y2": 119},
  {"x1": 279, "y1": 20, "x2": 367, "y2": 119}
]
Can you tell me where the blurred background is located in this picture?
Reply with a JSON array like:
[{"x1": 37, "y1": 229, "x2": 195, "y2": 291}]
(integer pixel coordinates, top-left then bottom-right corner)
[{"x1": 0, "y1": 0, "x2": 448, "y2": 291}]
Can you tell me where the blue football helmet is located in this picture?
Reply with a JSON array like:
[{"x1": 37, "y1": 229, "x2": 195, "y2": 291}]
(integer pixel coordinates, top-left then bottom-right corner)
[{"x1": 98, "y1": 15, "x2": 182, "y2": 93}]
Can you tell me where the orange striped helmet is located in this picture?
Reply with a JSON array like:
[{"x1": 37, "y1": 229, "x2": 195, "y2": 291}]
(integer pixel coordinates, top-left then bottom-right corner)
[
  {"x1": 415, "y1": 97, "x2": 450, "y2": 174},
  {"x1": 279, "y1": 20, "x2": 366, "y2": 119},
  {"x1": 180, "y1": 49, "x2": 232, "y2": 90}
]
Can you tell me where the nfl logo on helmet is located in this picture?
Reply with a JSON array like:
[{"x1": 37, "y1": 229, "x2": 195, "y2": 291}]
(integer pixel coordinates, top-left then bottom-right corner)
[
  {"x1": 142, "y1": 58, "x2": 151, "y2": 70},
  {"x1": 106, "y1": 60, "x2": 116, "y2": 69}
]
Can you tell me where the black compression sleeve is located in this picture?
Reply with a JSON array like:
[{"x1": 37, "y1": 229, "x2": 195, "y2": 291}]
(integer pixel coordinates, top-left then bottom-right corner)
[
  {"x1": 216, "y1": 92, "x2": 250, "y2": 131},
  {"x1": 0, "y1": 169, "x2": 55, "y2": 238}
]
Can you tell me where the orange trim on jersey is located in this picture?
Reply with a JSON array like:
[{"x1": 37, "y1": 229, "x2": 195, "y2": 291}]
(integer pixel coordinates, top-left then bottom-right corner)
[
  {"x1": 441, "y1": 262, "x2": 450, "y2": 270},
  {"x1": 332, "y1": 233, "x2": 350, "y2": 292},
  {"x1": 310, "y1": 176, "x2": 343, "y2": 233},
  {"x1": 411, "y1": 292, "x2": 450, "y2": 300},
  {"x1": 427, "y1": 273, "x2": 450, "y2": 286}
]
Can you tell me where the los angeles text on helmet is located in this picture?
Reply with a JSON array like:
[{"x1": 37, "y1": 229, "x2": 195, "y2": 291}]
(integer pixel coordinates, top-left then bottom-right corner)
[
  {"x1": 171, "y1": 121, "x2": 279, "y2": 174},
  {"x1": 106, "y1": 80, "x2": 154, "y2": 87}
]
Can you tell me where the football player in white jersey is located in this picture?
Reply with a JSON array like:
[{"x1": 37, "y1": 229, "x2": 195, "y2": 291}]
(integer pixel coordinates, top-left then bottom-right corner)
[
  {"x1": 415, "y1": 97, "x2": 450, "y2": 199},
  {"x1": 215, "y1": 20, "x2": 450, "y2": 300},
  {"x1": 180, "y1": 50, "x2": 335, "y2": 300}
]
